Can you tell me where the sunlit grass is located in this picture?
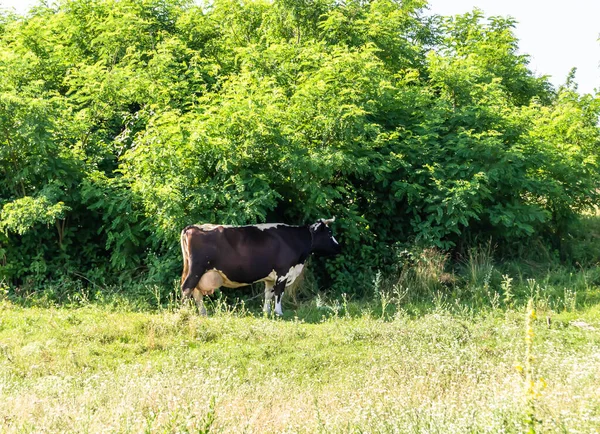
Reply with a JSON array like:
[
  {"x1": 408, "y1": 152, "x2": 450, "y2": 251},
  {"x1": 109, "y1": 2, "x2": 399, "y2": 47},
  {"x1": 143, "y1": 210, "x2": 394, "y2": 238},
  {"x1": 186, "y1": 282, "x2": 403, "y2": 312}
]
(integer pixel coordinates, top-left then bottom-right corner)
[{"x1": 1, "y1": 296, "x2": 599, "y2": 433}]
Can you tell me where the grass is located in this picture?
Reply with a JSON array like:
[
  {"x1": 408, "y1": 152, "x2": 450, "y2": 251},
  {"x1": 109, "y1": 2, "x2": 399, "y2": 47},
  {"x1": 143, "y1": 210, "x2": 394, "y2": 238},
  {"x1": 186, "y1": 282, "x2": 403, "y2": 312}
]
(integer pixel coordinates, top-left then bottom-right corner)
[{"x1": 1, "y1": 291, "x2": 599, "y2": 433}]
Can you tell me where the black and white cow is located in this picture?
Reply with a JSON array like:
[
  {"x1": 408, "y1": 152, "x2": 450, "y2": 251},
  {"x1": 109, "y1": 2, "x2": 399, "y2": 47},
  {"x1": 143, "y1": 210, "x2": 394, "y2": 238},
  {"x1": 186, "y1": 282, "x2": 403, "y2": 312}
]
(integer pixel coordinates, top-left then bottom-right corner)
[{"x1": 180, "y1": 218, "x2": 341, "y2": 315}]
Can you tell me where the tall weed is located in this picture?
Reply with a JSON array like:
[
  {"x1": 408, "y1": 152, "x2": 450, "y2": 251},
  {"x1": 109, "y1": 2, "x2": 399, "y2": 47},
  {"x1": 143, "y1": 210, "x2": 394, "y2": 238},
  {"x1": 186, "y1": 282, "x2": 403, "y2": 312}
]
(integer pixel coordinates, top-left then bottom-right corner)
[{"x1": 396, "y1": 247, "x2": 451, "y2": 300}]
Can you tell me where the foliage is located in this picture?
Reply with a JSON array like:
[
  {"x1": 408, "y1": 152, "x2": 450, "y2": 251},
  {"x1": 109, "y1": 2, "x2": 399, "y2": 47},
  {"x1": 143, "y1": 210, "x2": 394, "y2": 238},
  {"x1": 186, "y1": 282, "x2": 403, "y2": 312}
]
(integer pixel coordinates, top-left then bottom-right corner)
[
  {"x1": 0, "y1": 193, "x2": 69, "y2": 236},
  {"x1": 0, "y1": 0, "x2": 599, "y2": 294}
]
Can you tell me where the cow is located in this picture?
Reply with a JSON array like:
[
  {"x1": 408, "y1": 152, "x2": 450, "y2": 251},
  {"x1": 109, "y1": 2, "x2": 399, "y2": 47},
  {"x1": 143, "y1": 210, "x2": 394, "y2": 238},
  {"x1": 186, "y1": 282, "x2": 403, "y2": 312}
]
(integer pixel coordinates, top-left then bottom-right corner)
[{"x1": 180, "y1": 218, "x2": 341, "y2": 316}]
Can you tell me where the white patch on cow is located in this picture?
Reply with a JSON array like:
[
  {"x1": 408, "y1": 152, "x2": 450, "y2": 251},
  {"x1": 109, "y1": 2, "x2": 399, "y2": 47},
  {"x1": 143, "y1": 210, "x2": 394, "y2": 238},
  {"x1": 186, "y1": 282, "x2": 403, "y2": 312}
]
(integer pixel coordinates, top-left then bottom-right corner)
[
  {"x1": 277, "y1": 263, "x2": 304, "y2": 285},
  {"x1": 332, "y1": 236, "x2": 339, "y2": 245},
  {"x1": 264, "y1": 270, "x2": 278, "y2": 282},
  {"x1": 204, "y1": 268, "x2": 278, "y2": 290},
  {"x1": 250, "y1": 223, "x2": 285, "y2": 231},
  {"x1": 208, "y1": 268, "x2": 246, "y2": 288},
  {"x1": 191, "y1": 223, "x2": 294, "y2": 231},
  {"x1": 274, "y1": 297, "x2": 283, "y2": 316},
  {"x1": 193, "y1": 224, "x2": 232, "y2": 231}
]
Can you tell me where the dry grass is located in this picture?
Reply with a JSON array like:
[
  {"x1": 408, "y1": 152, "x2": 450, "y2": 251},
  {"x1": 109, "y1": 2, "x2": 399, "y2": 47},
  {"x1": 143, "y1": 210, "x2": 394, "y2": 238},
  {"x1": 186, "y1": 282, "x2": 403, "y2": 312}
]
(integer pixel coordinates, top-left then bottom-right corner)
[{"x1": 396, "y1": 248, "x2": 451, "y2": 296}]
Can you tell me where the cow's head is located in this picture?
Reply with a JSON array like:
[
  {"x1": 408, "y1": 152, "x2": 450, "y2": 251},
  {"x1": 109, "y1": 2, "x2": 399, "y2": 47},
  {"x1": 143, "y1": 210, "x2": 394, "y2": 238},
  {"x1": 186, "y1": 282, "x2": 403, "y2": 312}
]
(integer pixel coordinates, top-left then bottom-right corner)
[{"x1": 310, "y1": 217, "x2": 341, "y2": 256}]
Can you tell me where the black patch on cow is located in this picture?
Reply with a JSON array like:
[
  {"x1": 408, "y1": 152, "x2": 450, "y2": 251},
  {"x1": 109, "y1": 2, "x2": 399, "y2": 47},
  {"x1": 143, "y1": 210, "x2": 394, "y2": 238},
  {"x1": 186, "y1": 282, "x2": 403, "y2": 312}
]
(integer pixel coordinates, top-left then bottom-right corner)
[{"x1": 181, "y1": 222, "x2": 341, "y2": 306}]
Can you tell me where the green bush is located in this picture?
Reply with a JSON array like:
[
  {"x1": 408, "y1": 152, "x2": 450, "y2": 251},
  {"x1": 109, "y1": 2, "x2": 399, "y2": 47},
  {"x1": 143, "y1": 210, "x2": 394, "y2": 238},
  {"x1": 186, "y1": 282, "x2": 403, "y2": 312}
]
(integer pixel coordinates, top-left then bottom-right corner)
[{"x1": 0, "y1": 0, "x2": 599, "y2": 296}]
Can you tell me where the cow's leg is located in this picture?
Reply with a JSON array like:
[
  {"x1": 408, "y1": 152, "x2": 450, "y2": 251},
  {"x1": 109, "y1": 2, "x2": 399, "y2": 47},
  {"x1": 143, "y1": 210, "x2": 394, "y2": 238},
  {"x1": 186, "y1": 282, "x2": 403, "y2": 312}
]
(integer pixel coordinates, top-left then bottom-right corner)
[
  {"x1": 184, "y1": 270, "x2": 223, "y2": 316},
  {"x1": 181, "y1": 259, "x2": 207, "y2": 299},
  {"x1": 191, "y1": 288, "x2": 207, "y2": 316},
  {"x1": 263, "y1": 280, "x2": 275, "y2": 314},
  {"x1": 273, "y1": 280, "x2": 286, "y2": 316}
]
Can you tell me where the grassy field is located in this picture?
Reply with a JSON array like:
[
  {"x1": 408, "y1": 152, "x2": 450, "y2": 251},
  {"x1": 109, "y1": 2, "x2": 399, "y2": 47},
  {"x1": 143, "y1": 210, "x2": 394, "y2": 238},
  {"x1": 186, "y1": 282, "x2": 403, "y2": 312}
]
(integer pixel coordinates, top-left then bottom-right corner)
[{"x1": 1, "y1": 293, "x2": 599, "y2": 433}]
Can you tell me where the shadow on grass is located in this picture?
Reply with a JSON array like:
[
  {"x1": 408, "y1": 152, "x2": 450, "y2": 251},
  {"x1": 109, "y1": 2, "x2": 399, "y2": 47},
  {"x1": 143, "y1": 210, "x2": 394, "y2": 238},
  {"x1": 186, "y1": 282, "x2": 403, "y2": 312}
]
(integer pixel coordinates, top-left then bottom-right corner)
[{"x1": 4, "y1": 261, "x2": 600, "y2": 324}]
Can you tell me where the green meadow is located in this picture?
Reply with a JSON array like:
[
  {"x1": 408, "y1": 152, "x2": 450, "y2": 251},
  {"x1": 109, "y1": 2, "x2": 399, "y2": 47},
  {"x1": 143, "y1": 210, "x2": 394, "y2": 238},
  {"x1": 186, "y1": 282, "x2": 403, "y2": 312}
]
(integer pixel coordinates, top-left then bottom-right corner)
[{"x1": 1, "y1": 281, "x2": 599, "y2": 433}]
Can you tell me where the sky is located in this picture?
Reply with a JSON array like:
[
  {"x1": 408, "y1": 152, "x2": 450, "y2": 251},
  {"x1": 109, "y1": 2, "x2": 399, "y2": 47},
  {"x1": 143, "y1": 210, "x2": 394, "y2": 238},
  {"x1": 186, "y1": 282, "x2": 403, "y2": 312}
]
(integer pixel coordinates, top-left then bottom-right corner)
[
  {"x1": 1, "y1": 0, "x2": 599, "y2": 94},
  {"x1": 427, "y1": 0, "x2": 600, "y2": 94}
]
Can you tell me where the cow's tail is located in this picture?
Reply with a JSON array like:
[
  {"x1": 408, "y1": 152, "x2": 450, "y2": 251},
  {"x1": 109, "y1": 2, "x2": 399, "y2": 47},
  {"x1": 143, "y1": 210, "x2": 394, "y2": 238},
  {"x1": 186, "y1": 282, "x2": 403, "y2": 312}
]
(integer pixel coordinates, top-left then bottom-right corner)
[
  {"x1": 180, "y1": 225, "x2": 208, "y2": 298},
  {"x1": 180, "y1": 227, "x2": 191, "y2": 292}
]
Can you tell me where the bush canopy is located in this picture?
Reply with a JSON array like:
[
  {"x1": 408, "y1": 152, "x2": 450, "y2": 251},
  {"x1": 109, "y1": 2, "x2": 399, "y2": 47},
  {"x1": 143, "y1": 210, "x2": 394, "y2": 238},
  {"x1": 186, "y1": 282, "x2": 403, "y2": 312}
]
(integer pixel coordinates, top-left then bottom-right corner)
[{"x1": 1, "y1": 0, "x2": 599, "y2": 294}]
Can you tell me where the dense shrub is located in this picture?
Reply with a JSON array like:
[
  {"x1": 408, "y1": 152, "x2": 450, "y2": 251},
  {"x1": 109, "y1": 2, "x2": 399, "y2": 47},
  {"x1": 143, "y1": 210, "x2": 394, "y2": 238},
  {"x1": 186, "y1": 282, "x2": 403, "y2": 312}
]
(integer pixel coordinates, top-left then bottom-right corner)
[{"x1": 0, "y1": 0, "x2": 598, "y2": 295}]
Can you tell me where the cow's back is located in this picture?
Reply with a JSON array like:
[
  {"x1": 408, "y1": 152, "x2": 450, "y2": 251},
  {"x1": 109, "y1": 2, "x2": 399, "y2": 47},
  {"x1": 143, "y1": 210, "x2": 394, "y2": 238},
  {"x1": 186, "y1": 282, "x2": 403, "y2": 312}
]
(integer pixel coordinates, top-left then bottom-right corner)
[{"x1": 182, "y1": 224, "x2": 310, "y2": 285}]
